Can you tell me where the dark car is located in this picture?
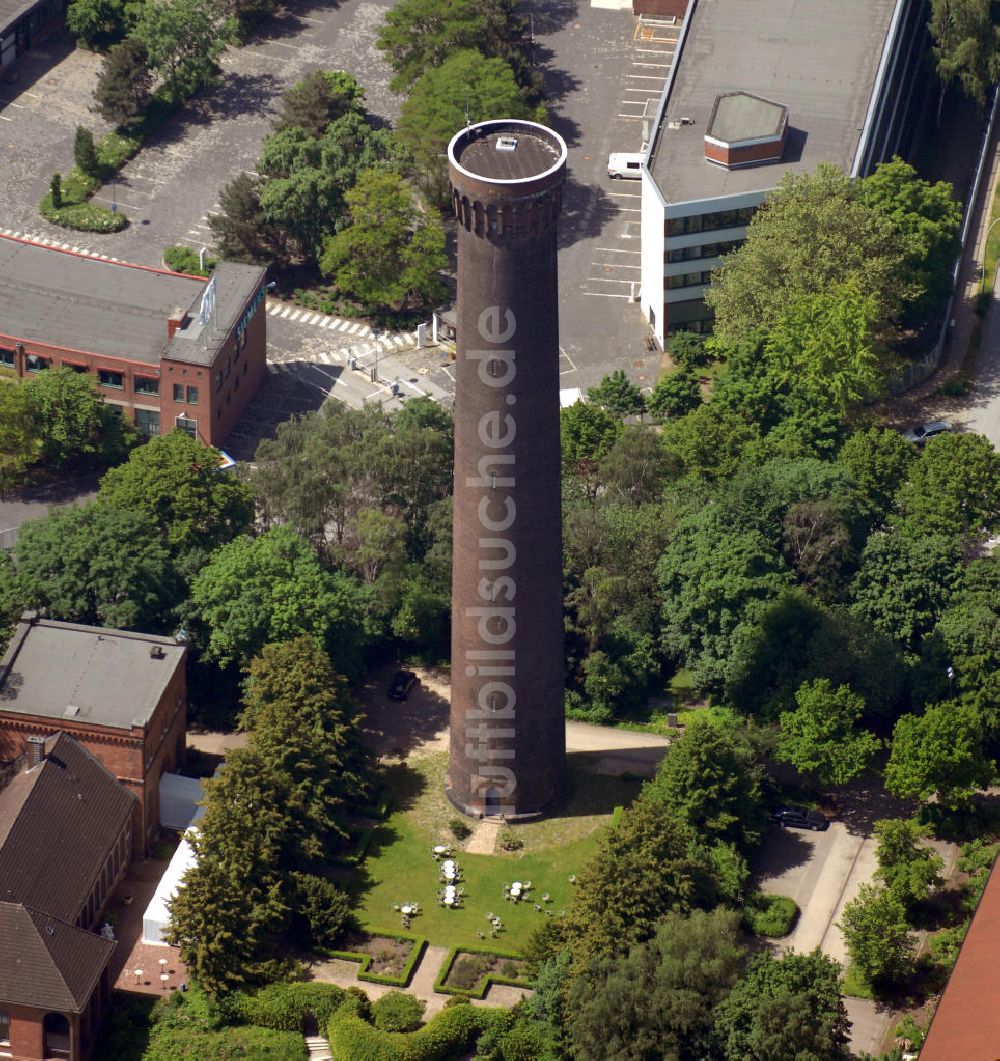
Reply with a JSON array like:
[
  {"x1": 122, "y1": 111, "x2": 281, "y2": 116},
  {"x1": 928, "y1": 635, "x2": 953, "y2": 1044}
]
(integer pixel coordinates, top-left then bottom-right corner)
[
  {"x1": 388, "y1": 669, "x2": 418, "y2": 701},
  {"x1": 768, "y1": 805, "x2": 829, "y2": 831}
]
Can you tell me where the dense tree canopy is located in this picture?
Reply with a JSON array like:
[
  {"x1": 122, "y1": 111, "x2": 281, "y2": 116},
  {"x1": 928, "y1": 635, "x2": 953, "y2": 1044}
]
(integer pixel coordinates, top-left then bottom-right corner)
[
  {"x1": 838, "y1": 883, "x2": 913, "y2": 986},
  {"x1": 713, "y1": 950, "x2": 850, "y2": 1061},
  {"x1": 8, "y1": 503, "x2": 179, "y2": 631},
  {"x1": 566, "y1": 909, "x2": 744, "y2": 1061},
  {"x1": 873, "y1": 818, "x2": 944, "y2": 910},
  {"x1": 929, "y1": 0, "x2": 1000, "y2": 104},
  {"x1": 97, "y1": 431, "x2": 253, "y2": 561}
]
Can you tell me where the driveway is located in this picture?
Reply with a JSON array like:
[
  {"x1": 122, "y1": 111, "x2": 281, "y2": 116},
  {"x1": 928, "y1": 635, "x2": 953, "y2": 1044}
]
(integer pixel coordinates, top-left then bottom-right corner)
[{"x1": 0, "y1": 472, "x2": 99, "y2": 545}]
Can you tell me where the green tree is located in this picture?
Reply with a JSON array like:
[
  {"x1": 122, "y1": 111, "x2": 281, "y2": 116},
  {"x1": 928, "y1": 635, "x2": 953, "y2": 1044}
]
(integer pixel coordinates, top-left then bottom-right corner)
[
  {"x1": 22, "y1": 366, "x2": 135, "y2": 469},
  {"x1": 776, "y1": 678, "x2": 880, "y2": 786},
  {"x1": 660, "y1": 402, "x2": 760, "y2": 481},
  {"x1": 208, "y1": 172, "x2": 283, "y2": 264},
  {"x1": 936, "y1": 557, "x2": 1000, "y2": 719},
  {"x1": 598, "y1": 427, "x2": 677, "y2": 506},
  {"x1": 874, "y1": 818, "x2": 944, "y2": 910},
  {"x1": 658, "y1": 510, "x2": 791, "y2": 692},
  {"x1": 49, "y1": 174, "x2": 62, "y2": 209},
  {"x1": 644, "y1": 716, "x2": 765, "y2": 851},
  {"x1": 705, "y1": 164, "x2": 908, "y2": 348},
  {"x1": 341, "y1": 508, "x2": 407, "y2": 584},
  {"x1": 567, "y1": 909, "x2": 744, "y2": 1061},
  {"x1": 93, "y1": 38, "x2": 153, "y2": 129},
  {"x1": 885, "y1": 702, "x2": 994, "y2": 808},
  {"x1": 377, "y1": 0, "x2": 535, "y2": 94},
  {"x1": 929, "y1": 0, "x2": 1000, "y2": 105},
  {"x1": 780, "y1": 500, "x2": 854, "y2": 597},
  {"x1": 166, "y1": 748, "x2": 294, "y2": 994},
  {"x1": 319, "y1": 169, "x2": 448, "y2": 313},
  {"x1": 273, "y1": 70, "x2": 364, "y2": 137},
  {"x1": 758, "y1": 279, "x2": 885, "y2": 416},
  {"x1": 66, "y1": 0, "x2": 128, "y2": 48},
  {"x1": 647, "y1": 367, "x2": 702, "y2": 422},
  {"x1": 396, "y1": 49, "x2": 538, "y2": 198},
  {"x1": 666, "y1": 330, "x2": 710, "y2": 370},
  {"x1": 863, "y1": 157, "x2": 961, "y2": 322},
  {"x1": 189, "y1": 525, "x2": 371, "y2": 672},
  {"x1": 12, "y1": 503, "x2": 180, "y2": 630},
  {"x1": 836, "y1": 426, "x2": 916, "y2": 524},
  {"x1": 0, "y1": 381, "x2": 41, "y2": 489},
  {"x1": 74, "y1": 126, "x2": 101, "y2": 178},
  {"x1": 851, "y1": 531, "x2": 963, "y2": 649},
  {"x1": 586, "y1": 370, "x2": 645, "y2": 418},
  {"x1": 132, "y1": 0, "x2": 231, "y2": 101},
  {"x1": 561, "y1": 799, "x2": 713, "y2": 969},
  {"x1": 560, "y1": 402, "x2": 623, "y2": 475},
  {"x1": 896, "y1": 432, "x2": 1000, "y2": 542},
  {"x1": 838, "y1": 883, "x2": 913, "y2": 987},
  {"x1": 714, "y1": 950, "x2": 850, "y2": 1061},
  {"x1": 97, "y1": 430, "x2": 253, "y2": 560}
]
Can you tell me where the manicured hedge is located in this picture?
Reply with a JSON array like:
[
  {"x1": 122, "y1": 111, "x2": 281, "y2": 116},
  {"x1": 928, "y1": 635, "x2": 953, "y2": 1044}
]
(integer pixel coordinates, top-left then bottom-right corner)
[
  {"x1": 146, "y1": 1023, "x2": 307, "y2": 1059},
  {"x1": 224, "y1": 981, "x2": 346, "y2": 1032},
  {"x1": 327, "y1": 1000, "x2": 511, "y2": 1061},
  {"x1": 742, "y1": 891, "x2": 800, "y2": 937},
  {"x1": 432, "y1": 944, "x2": 531, "y2": 999},
  {"x1": 325, "y1": 932, "x2": 427, "y2": 986}
]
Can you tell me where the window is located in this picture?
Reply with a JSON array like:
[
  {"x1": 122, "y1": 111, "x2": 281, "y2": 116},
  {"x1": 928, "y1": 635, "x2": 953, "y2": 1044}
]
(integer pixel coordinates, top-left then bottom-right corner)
[
  {"x1": 0, "y1": 1010, "x2": 8, "y2": 1045},
  {"x1": 175, "y1": 415, "x2": 197, "y2": 438},
  {"x1": 173, "y1": 383, "x2": 185, "y2": 402},
  {"x1": 135, "y1": 376, "x2": 159, "y2": 396},
  {"x1": 64, "y1": 362, "x2": 88, "y2": 373},
  {"x1": 0, "y1": 348, "x2": 13, "y2": 368},
  {"x1": 666, "y1": 271, "x2": 713, "y2": 290},
  {"x1": 135, "y1": 409, "x2": 160, "y2": 439},
  {"x1": 26, "y1": 354, "x2": 51, "y2": 372},
  {"x1": 666, "y1": 206, "x2": 756, "y2": 238},
  {"x1": 98, "y1": 369, "x2": 124, "y2": 389},
  {"x1": 186, "y1": 385, "x2": 199, "y2": 405}
]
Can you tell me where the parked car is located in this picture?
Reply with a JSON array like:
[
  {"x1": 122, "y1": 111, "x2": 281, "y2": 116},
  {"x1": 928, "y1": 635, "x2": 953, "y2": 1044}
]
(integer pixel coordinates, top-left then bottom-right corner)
[
  {"x1": 607, "y1": 151, "x2": 644, "y2": 179},
  {"x1": 901, "y1": 420, "x2": 952, "y2": 445},
  {"x1": 768, "y1": 805, "x2": 829, "y2": 831},
  {"x1": 388, "y1": 669, "x2": 418, "y2": 701}
]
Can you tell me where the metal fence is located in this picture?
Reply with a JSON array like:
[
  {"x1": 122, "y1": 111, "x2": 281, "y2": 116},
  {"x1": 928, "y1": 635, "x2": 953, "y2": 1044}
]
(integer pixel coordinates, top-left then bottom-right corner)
[{"x1": 0, "y1": 527, "x2": 17, "y2": 551}]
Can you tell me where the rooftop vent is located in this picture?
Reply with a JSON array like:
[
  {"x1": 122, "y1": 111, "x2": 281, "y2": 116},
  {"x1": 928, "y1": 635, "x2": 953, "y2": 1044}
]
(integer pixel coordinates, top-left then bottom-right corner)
[
  {"x1": 26, "y1": 735, "x2": 46, "y2": 768},
  {"x1": 150, "y1": 644, "x2": 166, "y2": 660},
  {"x1": 495, "y1": 136, "x2": 519, "y2": 153}
]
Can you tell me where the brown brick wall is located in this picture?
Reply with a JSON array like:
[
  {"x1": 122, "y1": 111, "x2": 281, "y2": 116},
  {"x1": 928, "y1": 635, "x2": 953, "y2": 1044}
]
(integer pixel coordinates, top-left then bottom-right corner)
[
  {"x1": 704, "y1": 135, "x2": 785, "y2": 167},
  {"x1": 3, "y1": 1006, "x2": 87, "y2": 1061}
]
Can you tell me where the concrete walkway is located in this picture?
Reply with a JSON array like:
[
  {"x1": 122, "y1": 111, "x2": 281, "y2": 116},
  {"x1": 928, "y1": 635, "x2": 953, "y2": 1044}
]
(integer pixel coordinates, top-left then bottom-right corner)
[{"x1": 465, "y1": 820, "x2": 501, "y2": 855}]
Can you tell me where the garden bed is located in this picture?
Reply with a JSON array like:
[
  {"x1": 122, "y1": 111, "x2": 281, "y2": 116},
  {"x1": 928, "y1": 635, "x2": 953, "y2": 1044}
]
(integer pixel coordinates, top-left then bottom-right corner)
[
  {"x1": 434, "y1": 945, "x2": 532, "y2": 998},
  {"x1": 325, "y1": 932, "x2": 426, "y2": 986}
]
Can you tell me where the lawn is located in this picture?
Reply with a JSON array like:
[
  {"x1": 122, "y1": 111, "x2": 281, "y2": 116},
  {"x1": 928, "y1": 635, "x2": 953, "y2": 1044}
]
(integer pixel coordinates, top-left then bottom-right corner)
[{"x1": 350, "y1": 753, "x2": 639, "y2": 952}]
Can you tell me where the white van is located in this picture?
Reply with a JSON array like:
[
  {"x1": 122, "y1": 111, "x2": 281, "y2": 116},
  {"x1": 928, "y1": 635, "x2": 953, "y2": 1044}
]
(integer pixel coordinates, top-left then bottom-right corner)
[{"x1": 608, "y1": 152, "x2": 644, "y2": 179}]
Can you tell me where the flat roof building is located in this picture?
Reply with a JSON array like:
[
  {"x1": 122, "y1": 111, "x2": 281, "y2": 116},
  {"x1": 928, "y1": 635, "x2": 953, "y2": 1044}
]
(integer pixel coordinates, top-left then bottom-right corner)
[
  {"x1": 639, "y1": 0, "x2": 928, "y2": 341},
  {"x1": 0, "y1": 614, "x2": 188, "y2": 854},
  {"x1": 0, "y1": 235, "x2": 268, "y2": 447}
]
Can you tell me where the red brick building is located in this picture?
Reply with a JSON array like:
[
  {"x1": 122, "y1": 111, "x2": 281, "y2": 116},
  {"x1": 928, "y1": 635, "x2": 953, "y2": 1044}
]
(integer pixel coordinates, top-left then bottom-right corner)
[
  {"x1": 0, "y1": 234, "x2": 267, "y2": 448},
  {"x1": 0, "y1": 614, "x2": 188, "y2": 855},
  {"x1": 0, "y1": 732, "x2": 137, "y2": 1061}
]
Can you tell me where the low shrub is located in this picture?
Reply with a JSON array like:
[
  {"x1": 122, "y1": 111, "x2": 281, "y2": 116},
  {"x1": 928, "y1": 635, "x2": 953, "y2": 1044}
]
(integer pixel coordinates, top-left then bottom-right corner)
[
  {"x1": 225, "y1": 981, "x2": 346, "y2": 1032},
  {"x1": 97, "y1": 129, "x2": 142, "y2": 171},
  {"x1": 164, "y1": 244, "x2": 215, "y2": 276},
  {"x1": 840, "y1": 961, "x2": 874, "y2": 999},
  {"x1": 147, "y1": 1022, "x2": 307, "y2": 1059},
  {"x1": 449, "y1": 816, "x2": 473, "y2": 841},
  {"x1": 742, "y1": 891, "x2": 799, "y2": 937},
  {"x1": 499, "y1": 829, "x2": 523, "y2": 852},
  {"x1": 372, "y1": 990, "x2": 426, "y2": 1032},
  {"x1": 327, "y1": 999, "x2": 505, "y2": 1061},
  {"x1": 39, "y1": 165, "x2": 127, "y2": 233},
  {"x1": 929, "y1": 922, "x2": 968, "y2": 971}
]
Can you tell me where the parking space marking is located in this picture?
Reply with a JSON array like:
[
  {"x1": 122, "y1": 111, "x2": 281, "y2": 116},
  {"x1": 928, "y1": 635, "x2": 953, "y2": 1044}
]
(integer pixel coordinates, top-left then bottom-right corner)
[
  {"x1": 583, "y1": 291, "x2": 631, "y2": 299},
  {"x1": 0, "y1": 99, "x2": 24, "y2": 107},
  {"x1": 594, "y1": 261, "x2": 641, "y2": 269},
  {"x1": 0, "y1": 115, "x2": 12, "y2": 122},
  {"x1": 587, "y1": 277, "x2": 634, "y2": 285}
]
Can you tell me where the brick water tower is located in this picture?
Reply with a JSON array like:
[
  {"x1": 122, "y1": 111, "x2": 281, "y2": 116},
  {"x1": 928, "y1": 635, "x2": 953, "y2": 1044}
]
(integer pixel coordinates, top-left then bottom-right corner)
[{"x1": 446, "y1": 119, "x2": 569, "y2": 820}]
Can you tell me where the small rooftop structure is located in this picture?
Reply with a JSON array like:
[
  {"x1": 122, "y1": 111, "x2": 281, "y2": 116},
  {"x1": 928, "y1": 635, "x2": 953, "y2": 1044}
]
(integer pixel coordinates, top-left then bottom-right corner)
[
  {"x1": 704, "y1": 92, "x2": 788, "y2": 168},
  {"x1": 649, "y1": 0, "x2": 899, "y2": 200},
  {"x1": 449, "y1": 119, "x2": 567, "y2": 184},
  {"x1": 0, "y1": 614, "x2": 186, "y2": 732}
]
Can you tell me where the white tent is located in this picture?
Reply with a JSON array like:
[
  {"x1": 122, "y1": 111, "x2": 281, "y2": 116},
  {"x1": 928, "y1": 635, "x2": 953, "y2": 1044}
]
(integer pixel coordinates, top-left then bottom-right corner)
[
  {"x1": 159, "y1": 772, "x2": 205, "y2": 831},
  {"x1": 141, "y1": 826, "x2": 200, "y2": 944},
  {"x1": 143, "y1": 773, "x2": 207, "y2": 944}
]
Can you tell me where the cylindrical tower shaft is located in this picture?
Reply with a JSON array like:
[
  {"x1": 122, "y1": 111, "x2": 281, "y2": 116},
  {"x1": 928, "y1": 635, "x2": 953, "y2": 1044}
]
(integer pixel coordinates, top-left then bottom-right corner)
[{"x1": 446, "y1": 119, "x2": 569, "y2": 819}]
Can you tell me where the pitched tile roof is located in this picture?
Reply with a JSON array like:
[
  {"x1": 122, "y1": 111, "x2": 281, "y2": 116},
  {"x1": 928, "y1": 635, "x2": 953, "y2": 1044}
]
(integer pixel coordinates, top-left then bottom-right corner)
[
  {"x1": 0, "y1": 902, "x2": 115, "y2": 1012},
  {"x1": 0, "y1": 732, "x2": 136, "y2": 924}
]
